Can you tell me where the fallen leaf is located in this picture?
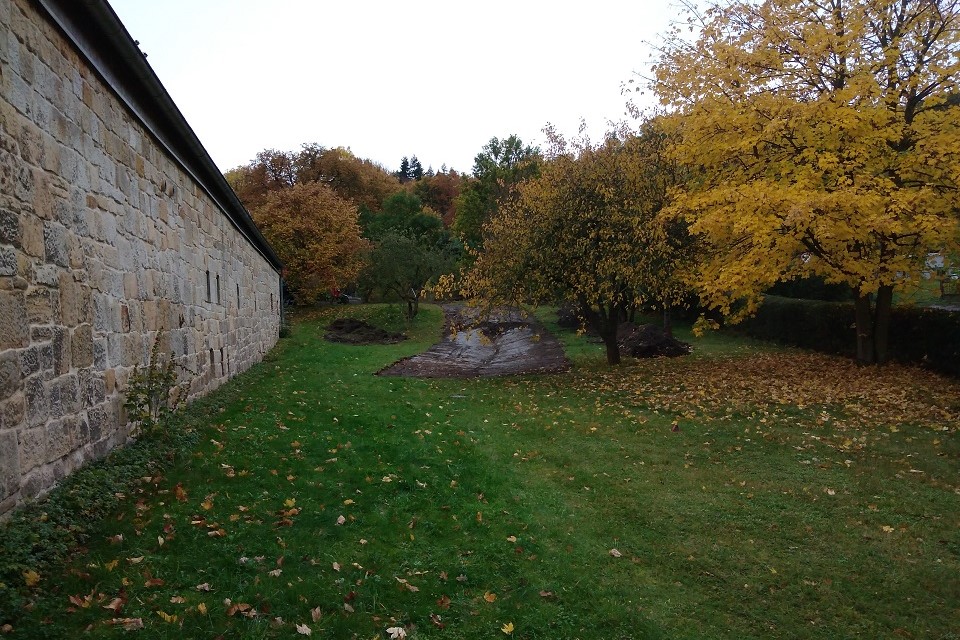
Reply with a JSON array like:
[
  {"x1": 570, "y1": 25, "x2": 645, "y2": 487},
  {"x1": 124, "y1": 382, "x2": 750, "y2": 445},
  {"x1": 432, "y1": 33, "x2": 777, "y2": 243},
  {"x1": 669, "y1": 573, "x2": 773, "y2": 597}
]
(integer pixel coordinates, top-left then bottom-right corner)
[
  {"x1": 437, "y1": 595, "x2": 451, "y2": 609},
  {"x1": 483, "y1": 591, "x2": 497, "y2": 603},
  {"x1": 107, "y1": 618, "x2": 144, "y2": 630},
  {"x1": 295, "y1": 622, "x2": 312, "y2": 635},
  {"x1": 197, "y1": 602, "x2": 208, "y2": 614},
  {"x1": 103, "y1": 597, "x2": 124, "y2": 612},
  {"x1": 336, "y1": 515, "x2": 346, "y2": 526},
  {"x1": 104, "y1": 560, "x2": 119, "y2": 572},
  {"x1": 196, "y1": 583, "x2": 212, "y2": 592},
  {"x1": 332, "y1": 562, "x2": 341, "y2": 572},
  {"x1": 310, "y1": 606, "x2": 322, "y2": 622},
  {"x1": 430, "y1": 612, "x2": 445, "y2": 629},
  {"x1": 22, "y1": 570, "x2": 40, "y2": 587},
  {"x1": 502, "y1": 621, "x2": 515, "y2": 634},
  {"x1": 156, "y1": 611, "x2": 177, "y2": 623},
  {"x1": 881, "y1": 525, "x2": 895, "y2": 533},
  {"x1": 174, "y1": 483, "x2": 187, "y2": 502},
  {"x1": 268, "y1": 569, "x2": 282, "y2": 577},
  {"x1": 386, "y1": 626, "x2": 407, "y2": 639},
  {"x1": 144, "y1": 578, "x2": 165, "y2": 588},
  {"x1": 169, "y1": 596, "x2": 186, "y2": 604},
  {"x1": 539, "y1": 590, "x2": 555, "y2": 598},
  {"x1": 609, "y1": 549, "x2": 623, "y2": 558},
  {"x1": 506, "y1": 535, "x2": 517, "y2": 543}
]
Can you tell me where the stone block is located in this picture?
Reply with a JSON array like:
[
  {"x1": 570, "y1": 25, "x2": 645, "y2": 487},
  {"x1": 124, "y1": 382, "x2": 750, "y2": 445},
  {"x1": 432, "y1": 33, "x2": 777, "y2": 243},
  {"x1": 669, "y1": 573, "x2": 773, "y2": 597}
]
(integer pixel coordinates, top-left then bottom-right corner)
[
  {"x1": 123, "y1": 271, "x2": 138, "y2": 298},
  {"x1": 0, "y1": 430, "x2": 21, "y2": 500},
  {"x1": 58, "y1": 271, "x2": 91, "y2": 325},
  {"x1": 21, "y1": 213, "x2": 44, "y2": 258},
  {"x1": 19, "y1": 345, "x2": 42, "y2": 376},
  {"x1": 0, "y1": 290, "x2": 28, "y2": 349},
  {"x1": 20, "y1": 466, "x2": 51, "y2": 500},
  {"x1": 1, "y1": 393, "x2": 25, "y2": 429},
  {"x1": 25, "y1": 285, "x2": 58, "y2": 324},
  {"x1": 34, "y1": 263, "x2": 59, "y2": 285},
  {"x1": 43, "y1": 221, "x2": 69, "y2": 267},
  {"x1": 0, "y1": 350, "x2": 20, "y2": 400},
  {"x1": 51, "y1": 326, "x2": 70, "y2": 375},
  {"x1": 71, "y1": 323, "x2": 93, "y2": 368},
  {"x1": 24, "y1": 375, "x2": 47, "y2": 427},
  {"x1": 93, "y1": 338, "x2": 106, "y2": 369},
  {"x1": 48, "y1": 373, "x2": 79, "y2": 418},
  {"x1": 16, "y1": 425, "x2": 44, "y2": 473},
  {"x1": 0, "y1": 247, "x2": 17, "y2": 276},
  {"x1": 79, "y1": 369, "x2": 105, "y2": 409},
  {"x1": 0, "y1": 208, "x2": 21, "y2": 246},
  {"x1": 44, "y1": 418, "x2": 73, "y2": 463},
  {"x1": 86, "y1": 404, "x2": 107, "y2": 442}
]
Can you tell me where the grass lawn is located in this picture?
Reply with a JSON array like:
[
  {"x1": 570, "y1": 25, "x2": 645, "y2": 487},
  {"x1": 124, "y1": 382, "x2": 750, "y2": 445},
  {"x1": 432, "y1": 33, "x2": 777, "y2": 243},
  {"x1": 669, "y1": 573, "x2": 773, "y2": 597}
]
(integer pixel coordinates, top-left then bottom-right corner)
[{"x1": 5, "y1": 303, "x2": 959, "y2": 639}]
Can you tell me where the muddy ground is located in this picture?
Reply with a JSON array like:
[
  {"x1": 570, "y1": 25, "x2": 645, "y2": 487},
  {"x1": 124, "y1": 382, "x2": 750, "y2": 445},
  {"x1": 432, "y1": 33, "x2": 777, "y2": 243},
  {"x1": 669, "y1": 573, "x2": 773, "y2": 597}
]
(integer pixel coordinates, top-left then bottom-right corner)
[{"x1": 378, "y1": 305, "x2": 569, "y2": 378}]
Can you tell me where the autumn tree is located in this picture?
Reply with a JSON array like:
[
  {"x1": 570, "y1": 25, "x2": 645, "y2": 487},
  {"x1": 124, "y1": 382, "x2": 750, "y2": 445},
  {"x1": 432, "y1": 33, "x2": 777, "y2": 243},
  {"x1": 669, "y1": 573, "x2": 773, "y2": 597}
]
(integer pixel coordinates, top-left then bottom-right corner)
[
  {"x1": 413, "y1": 168, "x2": 464, "y2": 227},
  {"x1": 252, "y1": 182, "x2": 368, "y2": 303},
  {"x1": 452, "y1": 135, "x2": 541, "y2": 246},
  {"x1": 462, "y1": 126, "x2": 692, "y2": 365},
  {"x1": 654, "y1": 0, "x2": 960, "y2": 364},
  {"x1": 226, "y1": 144, "x2": 401, "y2": 214}
]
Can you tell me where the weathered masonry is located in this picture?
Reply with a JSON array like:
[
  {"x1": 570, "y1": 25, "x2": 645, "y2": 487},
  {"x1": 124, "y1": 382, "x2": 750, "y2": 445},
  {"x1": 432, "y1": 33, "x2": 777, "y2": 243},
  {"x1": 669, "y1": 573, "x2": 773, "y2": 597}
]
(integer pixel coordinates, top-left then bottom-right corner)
[{"x1": 0, "y1": 0, "x2": 284, "y2": 516}]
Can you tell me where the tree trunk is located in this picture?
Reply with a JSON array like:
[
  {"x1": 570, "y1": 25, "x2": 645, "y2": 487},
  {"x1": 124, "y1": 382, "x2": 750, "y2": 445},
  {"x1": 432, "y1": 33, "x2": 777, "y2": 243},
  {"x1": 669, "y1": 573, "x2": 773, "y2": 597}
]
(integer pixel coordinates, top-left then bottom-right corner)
[
  {"x1": 874, "y1": 284, "x2": 893, "y2": 364},
  {"x1": 598, "y1": 303, "x2": 622, "y2": 366},
  {"x1": 663, "y1": 307, "x2": 673, "y2": 338},
  {"x1": 853, "y1": 286, "x2": 894, "y2": 365},
  {"x1": 854, "y1": 292, "x2": 875, "y2": 364}
]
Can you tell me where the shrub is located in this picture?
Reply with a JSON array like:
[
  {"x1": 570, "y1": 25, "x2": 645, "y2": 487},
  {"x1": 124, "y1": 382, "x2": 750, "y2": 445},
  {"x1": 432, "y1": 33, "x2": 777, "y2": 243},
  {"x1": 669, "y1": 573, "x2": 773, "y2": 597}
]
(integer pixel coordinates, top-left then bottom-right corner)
[{"x1": 738, "y1": 295, "x2": 960, "y2": 376}]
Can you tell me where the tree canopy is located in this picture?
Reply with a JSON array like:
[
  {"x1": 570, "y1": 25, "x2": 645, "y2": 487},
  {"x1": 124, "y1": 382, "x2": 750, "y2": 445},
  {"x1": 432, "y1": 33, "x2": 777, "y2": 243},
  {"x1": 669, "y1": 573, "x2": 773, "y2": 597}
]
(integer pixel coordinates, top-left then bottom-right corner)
[
  {"x1": 463, "y1": 125, "x2": 691, "y2": 364},
  {"x1": 654, "y1": 0, "x2": 960, "y2": 363},
  {"x1": 452, "y1": 135, "x2": 541, "y2": 247},
  {"x1": 251, "y1": 182, "x2": 368, "y2": 302}
]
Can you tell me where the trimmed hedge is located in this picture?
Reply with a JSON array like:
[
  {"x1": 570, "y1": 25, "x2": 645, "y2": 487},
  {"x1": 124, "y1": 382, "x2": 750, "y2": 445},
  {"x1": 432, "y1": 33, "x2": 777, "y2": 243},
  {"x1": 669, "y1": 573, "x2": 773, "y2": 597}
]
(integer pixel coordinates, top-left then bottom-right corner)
[{"x1": 738, "y1": 295, "x2": 960, "y2": 377}]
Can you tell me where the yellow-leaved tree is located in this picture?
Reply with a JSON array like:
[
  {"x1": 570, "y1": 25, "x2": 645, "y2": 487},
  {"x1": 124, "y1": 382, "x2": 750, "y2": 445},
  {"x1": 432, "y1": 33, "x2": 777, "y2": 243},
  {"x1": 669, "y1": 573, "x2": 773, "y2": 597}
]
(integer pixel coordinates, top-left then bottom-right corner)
[
  {"x1": 654, "y1": 0, "x2": 960, "y2": 364},
  {"x1": 462, "y1": 124, "x2": 694, "y2": 365}
]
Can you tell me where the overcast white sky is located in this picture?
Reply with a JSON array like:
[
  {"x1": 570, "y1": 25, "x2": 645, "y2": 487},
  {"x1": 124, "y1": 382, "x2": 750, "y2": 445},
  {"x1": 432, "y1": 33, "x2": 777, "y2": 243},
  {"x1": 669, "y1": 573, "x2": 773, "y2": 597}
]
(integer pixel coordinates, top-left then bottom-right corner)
[{"x1": 108, "y1": 1, "x2": 680, "y2": 175}]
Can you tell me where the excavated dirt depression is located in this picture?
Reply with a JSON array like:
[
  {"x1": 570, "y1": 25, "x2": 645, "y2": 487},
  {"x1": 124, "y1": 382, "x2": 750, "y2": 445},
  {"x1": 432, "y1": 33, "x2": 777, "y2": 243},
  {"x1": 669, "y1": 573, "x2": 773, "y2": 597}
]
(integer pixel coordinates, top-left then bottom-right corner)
[{"x1": 378, "y1": 305, "x2": 569, "y2": 378}]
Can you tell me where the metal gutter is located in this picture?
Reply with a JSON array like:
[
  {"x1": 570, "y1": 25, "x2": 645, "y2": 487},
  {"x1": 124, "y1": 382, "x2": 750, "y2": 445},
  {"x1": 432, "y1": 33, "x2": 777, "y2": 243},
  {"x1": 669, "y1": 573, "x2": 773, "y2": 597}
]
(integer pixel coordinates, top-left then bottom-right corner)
[{"x1": 31, "y1": 0, "x2": 283, "y2": 273}]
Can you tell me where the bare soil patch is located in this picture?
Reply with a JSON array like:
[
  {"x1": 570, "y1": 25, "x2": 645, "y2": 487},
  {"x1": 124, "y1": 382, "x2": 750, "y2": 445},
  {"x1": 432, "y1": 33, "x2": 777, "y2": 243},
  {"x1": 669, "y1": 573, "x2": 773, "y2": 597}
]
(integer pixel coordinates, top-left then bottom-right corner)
[
  {"x1": 378, "y1": 305, "x2": 569, "y2": 378},
  {"x1": 324, "y1": 318, "x2": 407, "y2": 345}
]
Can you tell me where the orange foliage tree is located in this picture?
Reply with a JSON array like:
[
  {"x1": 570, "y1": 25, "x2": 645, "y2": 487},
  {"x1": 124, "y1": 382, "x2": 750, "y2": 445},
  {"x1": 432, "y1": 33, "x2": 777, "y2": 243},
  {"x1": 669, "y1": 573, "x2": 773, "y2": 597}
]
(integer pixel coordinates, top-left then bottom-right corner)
[{"x1": 252, "y1": 182, "x2": 368, "y2": 303}]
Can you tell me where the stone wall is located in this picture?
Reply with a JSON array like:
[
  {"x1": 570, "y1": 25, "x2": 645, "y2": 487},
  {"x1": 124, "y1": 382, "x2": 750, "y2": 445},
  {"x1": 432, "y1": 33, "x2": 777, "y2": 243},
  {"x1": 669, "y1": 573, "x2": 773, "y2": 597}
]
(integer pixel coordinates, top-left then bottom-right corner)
[{"x1": 0, "y1": 0, "x2": 282, "y2": 515}]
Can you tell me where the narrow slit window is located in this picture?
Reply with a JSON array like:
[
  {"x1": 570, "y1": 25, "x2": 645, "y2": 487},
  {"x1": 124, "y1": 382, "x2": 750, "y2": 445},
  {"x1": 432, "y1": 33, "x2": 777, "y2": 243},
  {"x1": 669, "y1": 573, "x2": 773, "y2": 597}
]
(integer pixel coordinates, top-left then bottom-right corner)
[
  {"x1": 220, "y1": 348, "x2": 225, "y2": 376},
  {"x1": 206, "y1": 271, "x2": 211, "y2": 302},
  {"x1": 237, "y1": 283, "x2": 241, "y2": 308},
  {"x1": 209, "y1": 348, "x2": 214, "y2": 371},
  {"x1": 216, "y1": 274, "x2": 221, "y2": 303}
]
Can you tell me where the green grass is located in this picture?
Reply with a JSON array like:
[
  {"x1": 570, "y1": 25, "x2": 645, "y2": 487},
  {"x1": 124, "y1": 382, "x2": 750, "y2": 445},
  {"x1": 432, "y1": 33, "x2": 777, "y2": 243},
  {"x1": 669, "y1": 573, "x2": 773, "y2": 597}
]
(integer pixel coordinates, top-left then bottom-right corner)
[{"x1": 4, "y1": 303, "x2": 959, "y2": 639}]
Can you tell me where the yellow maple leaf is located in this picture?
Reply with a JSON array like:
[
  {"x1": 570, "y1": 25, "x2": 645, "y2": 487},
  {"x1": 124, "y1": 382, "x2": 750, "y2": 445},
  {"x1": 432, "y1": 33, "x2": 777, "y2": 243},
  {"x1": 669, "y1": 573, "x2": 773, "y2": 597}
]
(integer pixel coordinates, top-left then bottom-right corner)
[
  {"x1": 501, "y1": 621, "x2": 515, "y2": 634},
  {"x1": 23, "y1": 570, "x2": 40, "y2": 587}
]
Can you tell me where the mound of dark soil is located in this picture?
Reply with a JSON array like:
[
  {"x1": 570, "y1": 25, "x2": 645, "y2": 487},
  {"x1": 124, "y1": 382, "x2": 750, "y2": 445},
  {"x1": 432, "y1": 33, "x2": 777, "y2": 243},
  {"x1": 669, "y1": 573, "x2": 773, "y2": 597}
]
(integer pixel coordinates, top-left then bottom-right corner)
[
  {"x1": 556, "y1": 304, "x2": 582, "y2": 329},
  {"x1": 325, "y1": 318, "x2": 406, "y2": 345},
  {"x1": 618, "y1": 323, "x2": 691, "y2": 358}
]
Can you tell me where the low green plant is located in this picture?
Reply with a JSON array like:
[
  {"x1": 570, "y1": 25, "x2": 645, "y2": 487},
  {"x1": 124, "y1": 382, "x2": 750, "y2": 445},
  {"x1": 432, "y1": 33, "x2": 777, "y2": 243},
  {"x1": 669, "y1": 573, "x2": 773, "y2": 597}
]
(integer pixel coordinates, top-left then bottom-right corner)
[{"x1": 123, "y1": 332, "x2": 193, "y2": 435}]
